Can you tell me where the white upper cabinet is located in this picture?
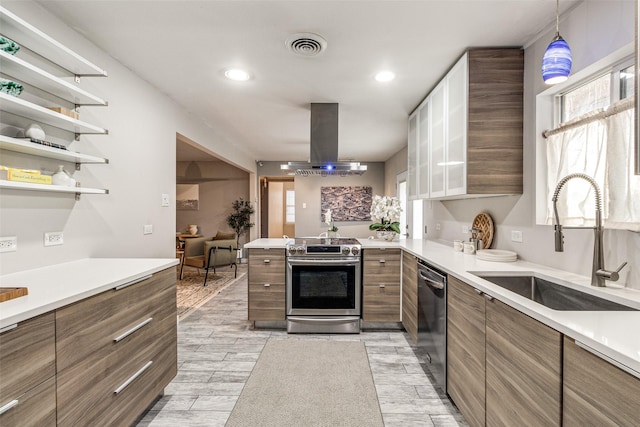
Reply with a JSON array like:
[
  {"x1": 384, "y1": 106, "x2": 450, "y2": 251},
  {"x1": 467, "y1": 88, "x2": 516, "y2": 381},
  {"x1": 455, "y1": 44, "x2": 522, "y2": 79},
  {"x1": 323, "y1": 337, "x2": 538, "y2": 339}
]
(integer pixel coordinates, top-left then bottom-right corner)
[{"x1": 407, "y1": 48, "x2": 524, "y2": 201}]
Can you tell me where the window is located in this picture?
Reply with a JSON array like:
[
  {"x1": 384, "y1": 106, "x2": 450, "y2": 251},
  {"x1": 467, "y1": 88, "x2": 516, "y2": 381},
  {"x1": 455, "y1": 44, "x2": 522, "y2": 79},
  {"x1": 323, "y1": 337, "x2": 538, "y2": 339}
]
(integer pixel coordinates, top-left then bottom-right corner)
[
  {"x1": 285, "y1": 189, "x2": 295, "y2": 223},
  {"x1": 544, "y1": 56, "x2": 640, "y2": 231}
]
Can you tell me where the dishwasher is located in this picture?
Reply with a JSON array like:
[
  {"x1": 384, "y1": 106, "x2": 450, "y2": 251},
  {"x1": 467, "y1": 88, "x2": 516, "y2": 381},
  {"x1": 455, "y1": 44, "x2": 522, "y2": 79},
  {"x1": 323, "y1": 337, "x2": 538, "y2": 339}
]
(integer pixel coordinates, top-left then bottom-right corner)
[{"x1": 417, "y1": 259, "x2": 447, "y2": 393}]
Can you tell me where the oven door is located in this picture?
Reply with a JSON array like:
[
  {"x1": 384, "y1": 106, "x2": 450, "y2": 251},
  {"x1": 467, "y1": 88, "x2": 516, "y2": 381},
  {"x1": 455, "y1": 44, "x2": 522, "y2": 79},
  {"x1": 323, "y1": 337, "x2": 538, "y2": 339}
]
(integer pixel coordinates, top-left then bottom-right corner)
[{"x1": 287, "y1": 257, "x2": 361, "y2": 316}]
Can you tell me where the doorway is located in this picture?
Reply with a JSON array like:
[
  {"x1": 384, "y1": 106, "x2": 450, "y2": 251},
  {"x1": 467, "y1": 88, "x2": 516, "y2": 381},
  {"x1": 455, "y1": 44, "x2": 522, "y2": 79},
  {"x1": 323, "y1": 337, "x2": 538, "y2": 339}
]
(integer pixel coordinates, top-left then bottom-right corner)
[
  {"x1": 396, "y1": 171, "x2": 407, "y2": 240},
  {"x1": 260, "y1": 177, "x2": 295, "y2": 238}
]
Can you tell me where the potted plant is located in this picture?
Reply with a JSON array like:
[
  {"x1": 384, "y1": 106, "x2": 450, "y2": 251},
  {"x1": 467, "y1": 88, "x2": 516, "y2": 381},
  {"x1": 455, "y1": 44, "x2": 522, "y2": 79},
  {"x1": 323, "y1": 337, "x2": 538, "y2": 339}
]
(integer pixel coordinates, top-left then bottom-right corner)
[
  {"x1": 226, "y1": 198, "x2": 255, "y2": 258},
  {"x1": 324, "y1": 209, "x2": 338, "y2": 237},
  {"x1": 369, "y1": 195, "x2": 402, "y2": 240}
]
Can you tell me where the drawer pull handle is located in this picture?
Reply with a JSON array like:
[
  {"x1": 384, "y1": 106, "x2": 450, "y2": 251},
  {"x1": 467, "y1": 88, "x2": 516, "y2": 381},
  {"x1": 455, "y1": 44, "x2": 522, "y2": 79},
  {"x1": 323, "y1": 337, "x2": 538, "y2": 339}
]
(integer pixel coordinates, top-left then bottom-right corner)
[
  {"x1": 0, "y1": 323, "x2": 18, "y2": 334},
  {"x1": 264, "y1": 283, "x2": 271, "y2": 287},
  {"x1": 115, "y1": 274, "x2": 153, "y2": 291},
  {"x1": 0, "y1": 399, "x2": 19, "y2": 415},
  {"x1": 263, "y1": 259, "x2": 270, "y2": 264},
  {"x1": 473, "y1": 288, "x2": 483, "y2": 295},
  {"x1": 379, "y1": 259, "x2": 386, "y2": 263},
  {"x1": 114, "y1": 361, "x2": 153, "y2": 395},
  {"x1": 575, "y1": 340, "x2": 640, "y2": 380},
  {"x1": 113, "y1": 317, "x2": 153, "y2": 343},
  {"x1": 379, "y1": 284, "x2": 386, "y2": 288},
  {"x1": 484, "y1": 294, "x2": 494, "y2": 301}
]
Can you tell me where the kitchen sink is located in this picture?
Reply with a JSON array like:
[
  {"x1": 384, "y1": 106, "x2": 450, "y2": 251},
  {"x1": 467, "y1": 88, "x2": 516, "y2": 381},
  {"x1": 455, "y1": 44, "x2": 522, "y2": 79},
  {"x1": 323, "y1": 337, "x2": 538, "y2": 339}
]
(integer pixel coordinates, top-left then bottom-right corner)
[{"x1": 475, "y1": 275, "x2": 637, "y2": 311}]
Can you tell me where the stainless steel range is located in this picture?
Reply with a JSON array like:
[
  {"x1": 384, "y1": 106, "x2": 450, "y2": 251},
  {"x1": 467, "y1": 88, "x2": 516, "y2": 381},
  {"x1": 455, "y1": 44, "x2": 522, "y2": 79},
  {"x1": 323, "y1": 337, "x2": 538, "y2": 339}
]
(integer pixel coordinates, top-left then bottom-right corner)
[{"x1": 286, "y1": 238, "x2": 361, "y2": 333}]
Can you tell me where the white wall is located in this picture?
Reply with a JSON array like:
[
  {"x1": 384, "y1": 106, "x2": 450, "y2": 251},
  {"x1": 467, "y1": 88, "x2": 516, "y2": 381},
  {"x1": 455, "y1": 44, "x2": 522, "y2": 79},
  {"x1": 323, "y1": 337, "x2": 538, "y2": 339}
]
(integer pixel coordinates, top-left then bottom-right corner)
[
  {"x1": 423, "y1": 1, "x2": 639, "y2": 289},
  {"x1": 0, "y1": 1, "x2": 256, "y2": 274}
]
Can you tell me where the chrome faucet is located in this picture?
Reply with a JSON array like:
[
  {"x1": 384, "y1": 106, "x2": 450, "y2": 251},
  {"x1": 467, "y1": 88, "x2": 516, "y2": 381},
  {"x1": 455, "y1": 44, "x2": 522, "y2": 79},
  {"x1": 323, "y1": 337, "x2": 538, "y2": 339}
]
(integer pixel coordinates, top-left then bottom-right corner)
[{"x1": 552, "y1": 173, "x2": 627, "y2": 287}]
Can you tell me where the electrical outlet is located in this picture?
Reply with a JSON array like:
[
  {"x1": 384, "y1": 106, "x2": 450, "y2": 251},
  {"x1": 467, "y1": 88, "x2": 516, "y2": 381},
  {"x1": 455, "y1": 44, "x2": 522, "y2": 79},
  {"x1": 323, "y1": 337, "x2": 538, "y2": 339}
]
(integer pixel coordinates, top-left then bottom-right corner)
[
  {"x1": 44, "y1": 232, "x2": 64, "y2": 246},
  {"x1": 435, "y1": 223, "x2": 441, "y2": 231},
  {"x1": 0, "y1": 236, "x2": 17, "y2": 253},
  {"x1": 143, "y1": 225, "x2": 153, "y2": 235},
  {"x1": 462, "y1": 225, "x2": 469, "y2": 234},
  {"x1": 161, "y1": 193, "x2": 170, "y2": 207},
  {"x1": 511, "y1": 230, "x2": 523, "y2": 243}
]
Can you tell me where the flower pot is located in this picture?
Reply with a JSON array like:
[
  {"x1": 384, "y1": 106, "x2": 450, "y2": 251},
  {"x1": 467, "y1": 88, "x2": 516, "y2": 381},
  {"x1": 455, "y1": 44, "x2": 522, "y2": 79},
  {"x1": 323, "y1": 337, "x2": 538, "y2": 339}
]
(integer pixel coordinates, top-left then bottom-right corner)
[{"x1": 376, "y1": 230, "x2": 397, "y2": 241}]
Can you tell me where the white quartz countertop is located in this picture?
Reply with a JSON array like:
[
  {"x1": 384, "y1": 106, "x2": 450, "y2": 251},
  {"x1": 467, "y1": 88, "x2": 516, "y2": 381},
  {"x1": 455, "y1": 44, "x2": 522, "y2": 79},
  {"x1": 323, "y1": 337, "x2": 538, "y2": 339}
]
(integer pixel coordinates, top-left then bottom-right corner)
[
  {"x1": 0, "y1": 258, "x2": 178, "y2": 329},
  {"x1": 245, "y1": 237, "x2": 640, "y2": 375}
]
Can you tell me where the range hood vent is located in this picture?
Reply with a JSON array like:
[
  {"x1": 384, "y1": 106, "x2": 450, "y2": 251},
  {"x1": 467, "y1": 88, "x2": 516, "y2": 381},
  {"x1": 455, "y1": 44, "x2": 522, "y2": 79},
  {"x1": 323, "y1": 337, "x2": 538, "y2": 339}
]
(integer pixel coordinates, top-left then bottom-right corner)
[{"x1": 281, "y1": 103, "x2": 367, "y2": 176}]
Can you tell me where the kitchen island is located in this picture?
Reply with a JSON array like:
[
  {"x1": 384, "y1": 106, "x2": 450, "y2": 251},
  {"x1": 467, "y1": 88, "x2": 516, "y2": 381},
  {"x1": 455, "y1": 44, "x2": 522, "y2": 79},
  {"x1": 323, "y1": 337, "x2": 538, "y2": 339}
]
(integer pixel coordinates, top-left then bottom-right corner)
[{"x1": 0, "y1": 258, "x2": 178, "y2": 426}]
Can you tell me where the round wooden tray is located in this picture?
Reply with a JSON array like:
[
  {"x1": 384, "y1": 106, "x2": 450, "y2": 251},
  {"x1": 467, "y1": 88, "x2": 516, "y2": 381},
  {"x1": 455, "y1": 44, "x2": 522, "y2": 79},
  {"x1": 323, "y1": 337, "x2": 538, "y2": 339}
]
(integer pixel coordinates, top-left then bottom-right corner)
[{"x1": 472, "y1": 212, "x2": 494, "y2": 249}]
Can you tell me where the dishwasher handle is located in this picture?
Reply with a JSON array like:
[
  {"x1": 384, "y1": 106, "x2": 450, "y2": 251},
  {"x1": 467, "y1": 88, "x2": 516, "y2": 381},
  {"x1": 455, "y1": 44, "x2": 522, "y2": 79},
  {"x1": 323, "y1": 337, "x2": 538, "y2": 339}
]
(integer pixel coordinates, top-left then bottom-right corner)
[{"x1": 418, "y1": 269, "x2": 446, "y2": 290}]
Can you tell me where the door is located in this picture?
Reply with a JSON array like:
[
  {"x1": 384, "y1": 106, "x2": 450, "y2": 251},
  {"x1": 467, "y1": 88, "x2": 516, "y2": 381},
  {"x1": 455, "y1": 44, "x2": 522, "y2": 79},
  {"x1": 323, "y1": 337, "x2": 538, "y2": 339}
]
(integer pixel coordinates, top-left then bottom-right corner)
[{"x1": 396, "y1": 171, "x2": 408, "y2": 239}]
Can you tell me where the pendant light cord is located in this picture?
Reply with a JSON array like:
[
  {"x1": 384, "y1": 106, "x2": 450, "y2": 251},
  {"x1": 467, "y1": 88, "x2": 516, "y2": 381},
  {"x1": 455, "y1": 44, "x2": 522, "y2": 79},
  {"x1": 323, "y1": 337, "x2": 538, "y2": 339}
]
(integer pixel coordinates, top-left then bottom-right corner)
[{"x1": 555, "y1": 0, "x2": 560, "y2": 36}]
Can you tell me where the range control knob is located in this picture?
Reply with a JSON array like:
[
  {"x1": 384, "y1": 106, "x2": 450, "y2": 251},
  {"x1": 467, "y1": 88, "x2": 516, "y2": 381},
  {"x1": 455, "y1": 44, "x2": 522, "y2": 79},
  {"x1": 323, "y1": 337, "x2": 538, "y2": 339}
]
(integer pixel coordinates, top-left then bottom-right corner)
[
  {"x1": 341, "y1": 247, "x2": 351, "y2": 256},
  {"x1": 296, "y1": 246, "x2": 306, "y2": 255},
  {"x1": 288, "y1": 246, "x2": 296, "y2": 256},
  {"x1": 351, "y1": 247, "x2": 360, "y2": 256}
]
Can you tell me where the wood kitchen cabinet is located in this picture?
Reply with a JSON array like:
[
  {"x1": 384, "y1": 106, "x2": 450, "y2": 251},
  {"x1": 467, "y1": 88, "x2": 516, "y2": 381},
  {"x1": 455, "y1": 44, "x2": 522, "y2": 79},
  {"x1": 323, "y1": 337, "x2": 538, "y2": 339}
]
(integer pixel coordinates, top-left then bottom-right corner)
[
  {"x1": 485, "y1": 298, "x2": 562, "y2": 426},
  {"x1": 447, "y1": 276, "x2": 562, "y2": 427},
  {"x1": 248, "y1": 248, "x2": 286, "y2": 321},
  {"x1": 408, "y1": 48, "x2": 523, "y2": 200},
  {"x1": 0, "y1": 313, "x2": 56, "y2": 426},
  {"x1": 55, "y1": 268, "x2": 177, "y2": 427},
  {"x1": 563, "y1": 337, "x2": 640, "y2": 426},
  {"x1": 401, "y1": 251, "x2": 418, "y2": 343},
  {"x1": 363, "y1": 248, "x2": 401, "y2": 322},
  {"x1": 447, "y1": 276, "x2": 485, "y2": 427}
]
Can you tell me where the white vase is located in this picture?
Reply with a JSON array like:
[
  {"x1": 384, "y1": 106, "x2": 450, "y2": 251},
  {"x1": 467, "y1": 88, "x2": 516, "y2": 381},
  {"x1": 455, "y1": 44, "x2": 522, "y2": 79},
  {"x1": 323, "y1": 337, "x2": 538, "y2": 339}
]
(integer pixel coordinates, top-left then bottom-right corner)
[
  {"x1": 376, "y1": 230, "x2": 397, "y2": 241},
  {"x1": 188, "y1": 225, "x2": 198, "y2": 235},
  {"x1": 52, "y1": 165, "x2": 76, "y2": 187}
]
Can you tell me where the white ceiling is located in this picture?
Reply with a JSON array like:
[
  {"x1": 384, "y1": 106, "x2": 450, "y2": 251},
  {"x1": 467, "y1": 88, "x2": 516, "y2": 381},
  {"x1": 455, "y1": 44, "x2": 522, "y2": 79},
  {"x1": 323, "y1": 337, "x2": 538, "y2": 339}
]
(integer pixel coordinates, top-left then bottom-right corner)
[{"x1": 37, "y1": 0, "x2": 573, "y2": 164}]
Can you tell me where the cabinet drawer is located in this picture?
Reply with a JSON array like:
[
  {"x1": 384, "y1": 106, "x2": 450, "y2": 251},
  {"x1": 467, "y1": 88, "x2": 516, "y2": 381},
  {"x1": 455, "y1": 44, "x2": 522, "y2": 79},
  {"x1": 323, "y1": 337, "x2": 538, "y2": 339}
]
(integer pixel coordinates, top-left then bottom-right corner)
[
  {"x1": 56, "y1": 268, "x2": 175, "y2": 371},
  {"x1": 248, "y1": 282, "x2": 285, "y2": 321},
  {"x1": 248, "y1": 252, "x2": 286, "y2": 285},
  {"x1": 363, "y1": 258, "x2": 400, "y2": 284},
  {"x1": 0, "y1": 376, "x2": 56, "y2": 427},
  {"x1": 0, "y1": 312, "x2": 55, "y2": 404},
  {"x1": 363, "y1": 284, "x2": 400, "y2": 322},
  {"x1": 363, "y1": 248, "x2": 401, "y2": 261}
]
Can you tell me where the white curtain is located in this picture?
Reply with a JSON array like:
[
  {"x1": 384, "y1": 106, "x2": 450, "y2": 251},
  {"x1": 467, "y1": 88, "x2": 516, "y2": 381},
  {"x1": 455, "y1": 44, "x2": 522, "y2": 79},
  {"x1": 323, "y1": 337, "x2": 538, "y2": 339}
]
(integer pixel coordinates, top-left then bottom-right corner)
[
  {"x1": 545, "y1": 98, "x2": 639, "y2": 231},
  {"x1": 605, "y1": 106, "x2": 640, "y2": 231}
]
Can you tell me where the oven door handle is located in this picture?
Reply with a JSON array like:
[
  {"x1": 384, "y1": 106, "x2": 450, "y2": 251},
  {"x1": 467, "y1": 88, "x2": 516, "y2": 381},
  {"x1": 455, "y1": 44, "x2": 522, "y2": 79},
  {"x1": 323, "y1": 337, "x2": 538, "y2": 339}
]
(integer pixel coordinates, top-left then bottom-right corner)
[{"x1": 287, "y1": 258, "x2": 360, "y2": 267}]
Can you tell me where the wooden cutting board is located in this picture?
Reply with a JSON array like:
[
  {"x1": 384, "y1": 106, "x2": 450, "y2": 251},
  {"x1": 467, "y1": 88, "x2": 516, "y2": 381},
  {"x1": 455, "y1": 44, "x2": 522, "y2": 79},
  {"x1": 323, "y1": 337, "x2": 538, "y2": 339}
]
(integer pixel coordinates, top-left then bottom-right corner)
[{"x1": 0, "y1": 287, "x2": 28, "y2": 302}]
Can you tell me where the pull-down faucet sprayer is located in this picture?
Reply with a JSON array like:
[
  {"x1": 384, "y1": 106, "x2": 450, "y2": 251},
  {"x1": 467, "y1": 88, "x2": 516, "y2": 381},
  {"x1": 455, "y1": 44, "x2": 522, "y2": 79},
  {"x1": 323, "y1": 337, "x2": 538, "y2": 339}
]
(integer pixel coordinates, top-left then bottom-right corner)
[{"x1": 552, "y1": 173, "x2": 627, "y2": 287}]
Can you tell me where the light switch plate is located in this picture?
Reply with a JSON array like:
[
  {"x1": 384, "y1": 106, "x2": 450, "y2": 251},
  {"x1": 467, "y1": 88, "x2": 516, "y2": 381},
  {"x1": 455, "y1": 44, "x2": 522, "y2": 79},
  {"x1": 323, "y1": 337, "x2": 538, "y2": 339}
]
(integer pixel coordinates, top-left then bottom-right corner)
[
  {"x1": 511, "y1": 230, "x2": 523, "y2": 242},
  {"x1": 161, "y1": 193, "x2": 170, "y2": 207},
  {"x1": 143, "y1": 225, "x2": 153, "y2": 235}
]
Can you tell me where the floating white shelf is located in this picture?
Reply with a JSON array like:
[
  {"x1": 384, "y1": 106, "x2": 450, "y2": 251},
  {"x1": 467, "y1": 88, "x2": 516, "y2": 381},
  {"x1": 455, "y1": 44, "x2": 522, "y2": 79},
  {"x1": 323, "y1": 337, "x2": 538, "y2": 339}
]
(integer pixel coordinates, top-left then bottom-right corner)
[
  {"x1": 0, "y1": 93, "x2": 107, "y2": 135},
  {"x1": 0, "y1": 6, "x2": 107, "y2": 77},
  {"x1": 0, "y1": 180, "x2": 108, "y2": 196},
  {"x1": 0, "y1": 135, "x2": 108, "y2": 165},
  {"x1": 0, "y1": 51, "x2": 107, "y2": 106}
]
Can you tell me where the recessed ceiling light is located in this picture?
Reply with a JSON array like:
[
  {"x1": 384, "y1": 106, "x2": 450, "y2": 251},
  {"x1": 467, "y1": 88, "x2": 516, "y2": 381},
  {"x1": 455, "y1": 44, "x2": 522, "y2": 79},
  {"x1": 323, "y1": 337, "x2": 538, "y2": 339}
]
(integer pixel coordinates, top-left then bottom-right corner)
[
  {"x1": 375, "y1": 71, "x2": 395, "y2": 82},
  {"x1": 225, "y1": 69, "x2": 251, "y2": 81}
]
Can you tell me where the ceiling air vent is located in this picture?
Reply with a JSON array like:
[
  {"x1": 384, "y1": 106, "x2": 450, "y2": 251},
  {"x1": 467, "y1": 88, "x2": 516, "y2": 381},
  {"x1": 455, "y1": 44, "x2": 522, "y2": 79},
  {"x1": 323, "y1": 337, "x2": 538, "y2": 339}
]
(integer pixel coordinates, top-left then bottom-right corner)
[{"x1": 286, "y1": 33, "x2": 327, "y2": 56}]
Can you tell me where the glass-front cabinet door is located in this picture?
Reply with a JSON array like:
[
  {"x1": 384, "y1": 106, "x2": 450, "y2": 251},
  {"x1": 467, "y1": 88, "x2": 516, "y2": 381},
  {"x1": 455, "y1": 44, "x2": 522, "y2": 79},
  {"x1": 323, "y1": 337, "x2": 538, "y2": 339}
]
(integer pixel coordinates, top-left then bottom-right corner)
[
  {"x1": 446, "y1": 54, "x2": 468, "y2": 196},
  {"x1": 418, "y1": 101, "x2": 430, "y2": 198},
  {"x1": 429, "y1": 81, "x2": 446, "y2": 198},
  {"x1": 407, "y1": 113, "x2": 418, "y2": 200}
]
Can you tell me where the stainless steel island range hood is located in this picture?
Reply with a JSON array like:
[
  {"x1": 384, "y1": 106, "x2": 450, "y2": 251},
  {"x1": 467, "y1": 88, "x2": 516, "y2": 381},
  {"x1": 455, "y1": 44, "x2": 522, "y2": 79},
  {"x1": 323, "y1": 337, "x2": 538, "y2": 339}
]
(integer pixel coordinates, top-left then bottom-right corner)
[{"x1": 281, "y1": 103, "x2": 367, "y2": 176}]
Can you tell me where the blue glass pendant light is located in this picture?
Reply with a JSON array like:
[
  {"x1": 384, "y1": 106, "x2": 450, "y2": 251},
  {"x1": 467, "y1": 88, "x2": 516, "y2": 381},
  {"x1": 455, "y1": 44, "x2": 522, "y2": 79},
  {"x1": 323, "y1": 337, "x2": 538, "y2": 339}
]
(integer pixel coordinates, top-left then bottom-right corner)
[{"x1": 542, "y1": 0, "x2": 572, "y2": 84}]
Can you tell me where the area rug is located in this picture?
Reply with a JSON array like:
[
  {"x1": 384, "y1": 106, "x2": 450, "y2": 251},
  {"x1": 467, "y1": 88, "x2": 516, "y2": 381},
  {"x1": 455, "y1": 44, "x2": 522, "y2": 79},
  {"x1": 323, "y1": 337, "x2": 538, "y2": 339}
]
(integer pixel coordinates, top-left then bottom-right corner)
[
  {"x1": 176, "y1": 269, "x2": 244, "y2": 320},
  {"x1": 226, "y1": 340, "x2": 384, "y2": 427}
]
